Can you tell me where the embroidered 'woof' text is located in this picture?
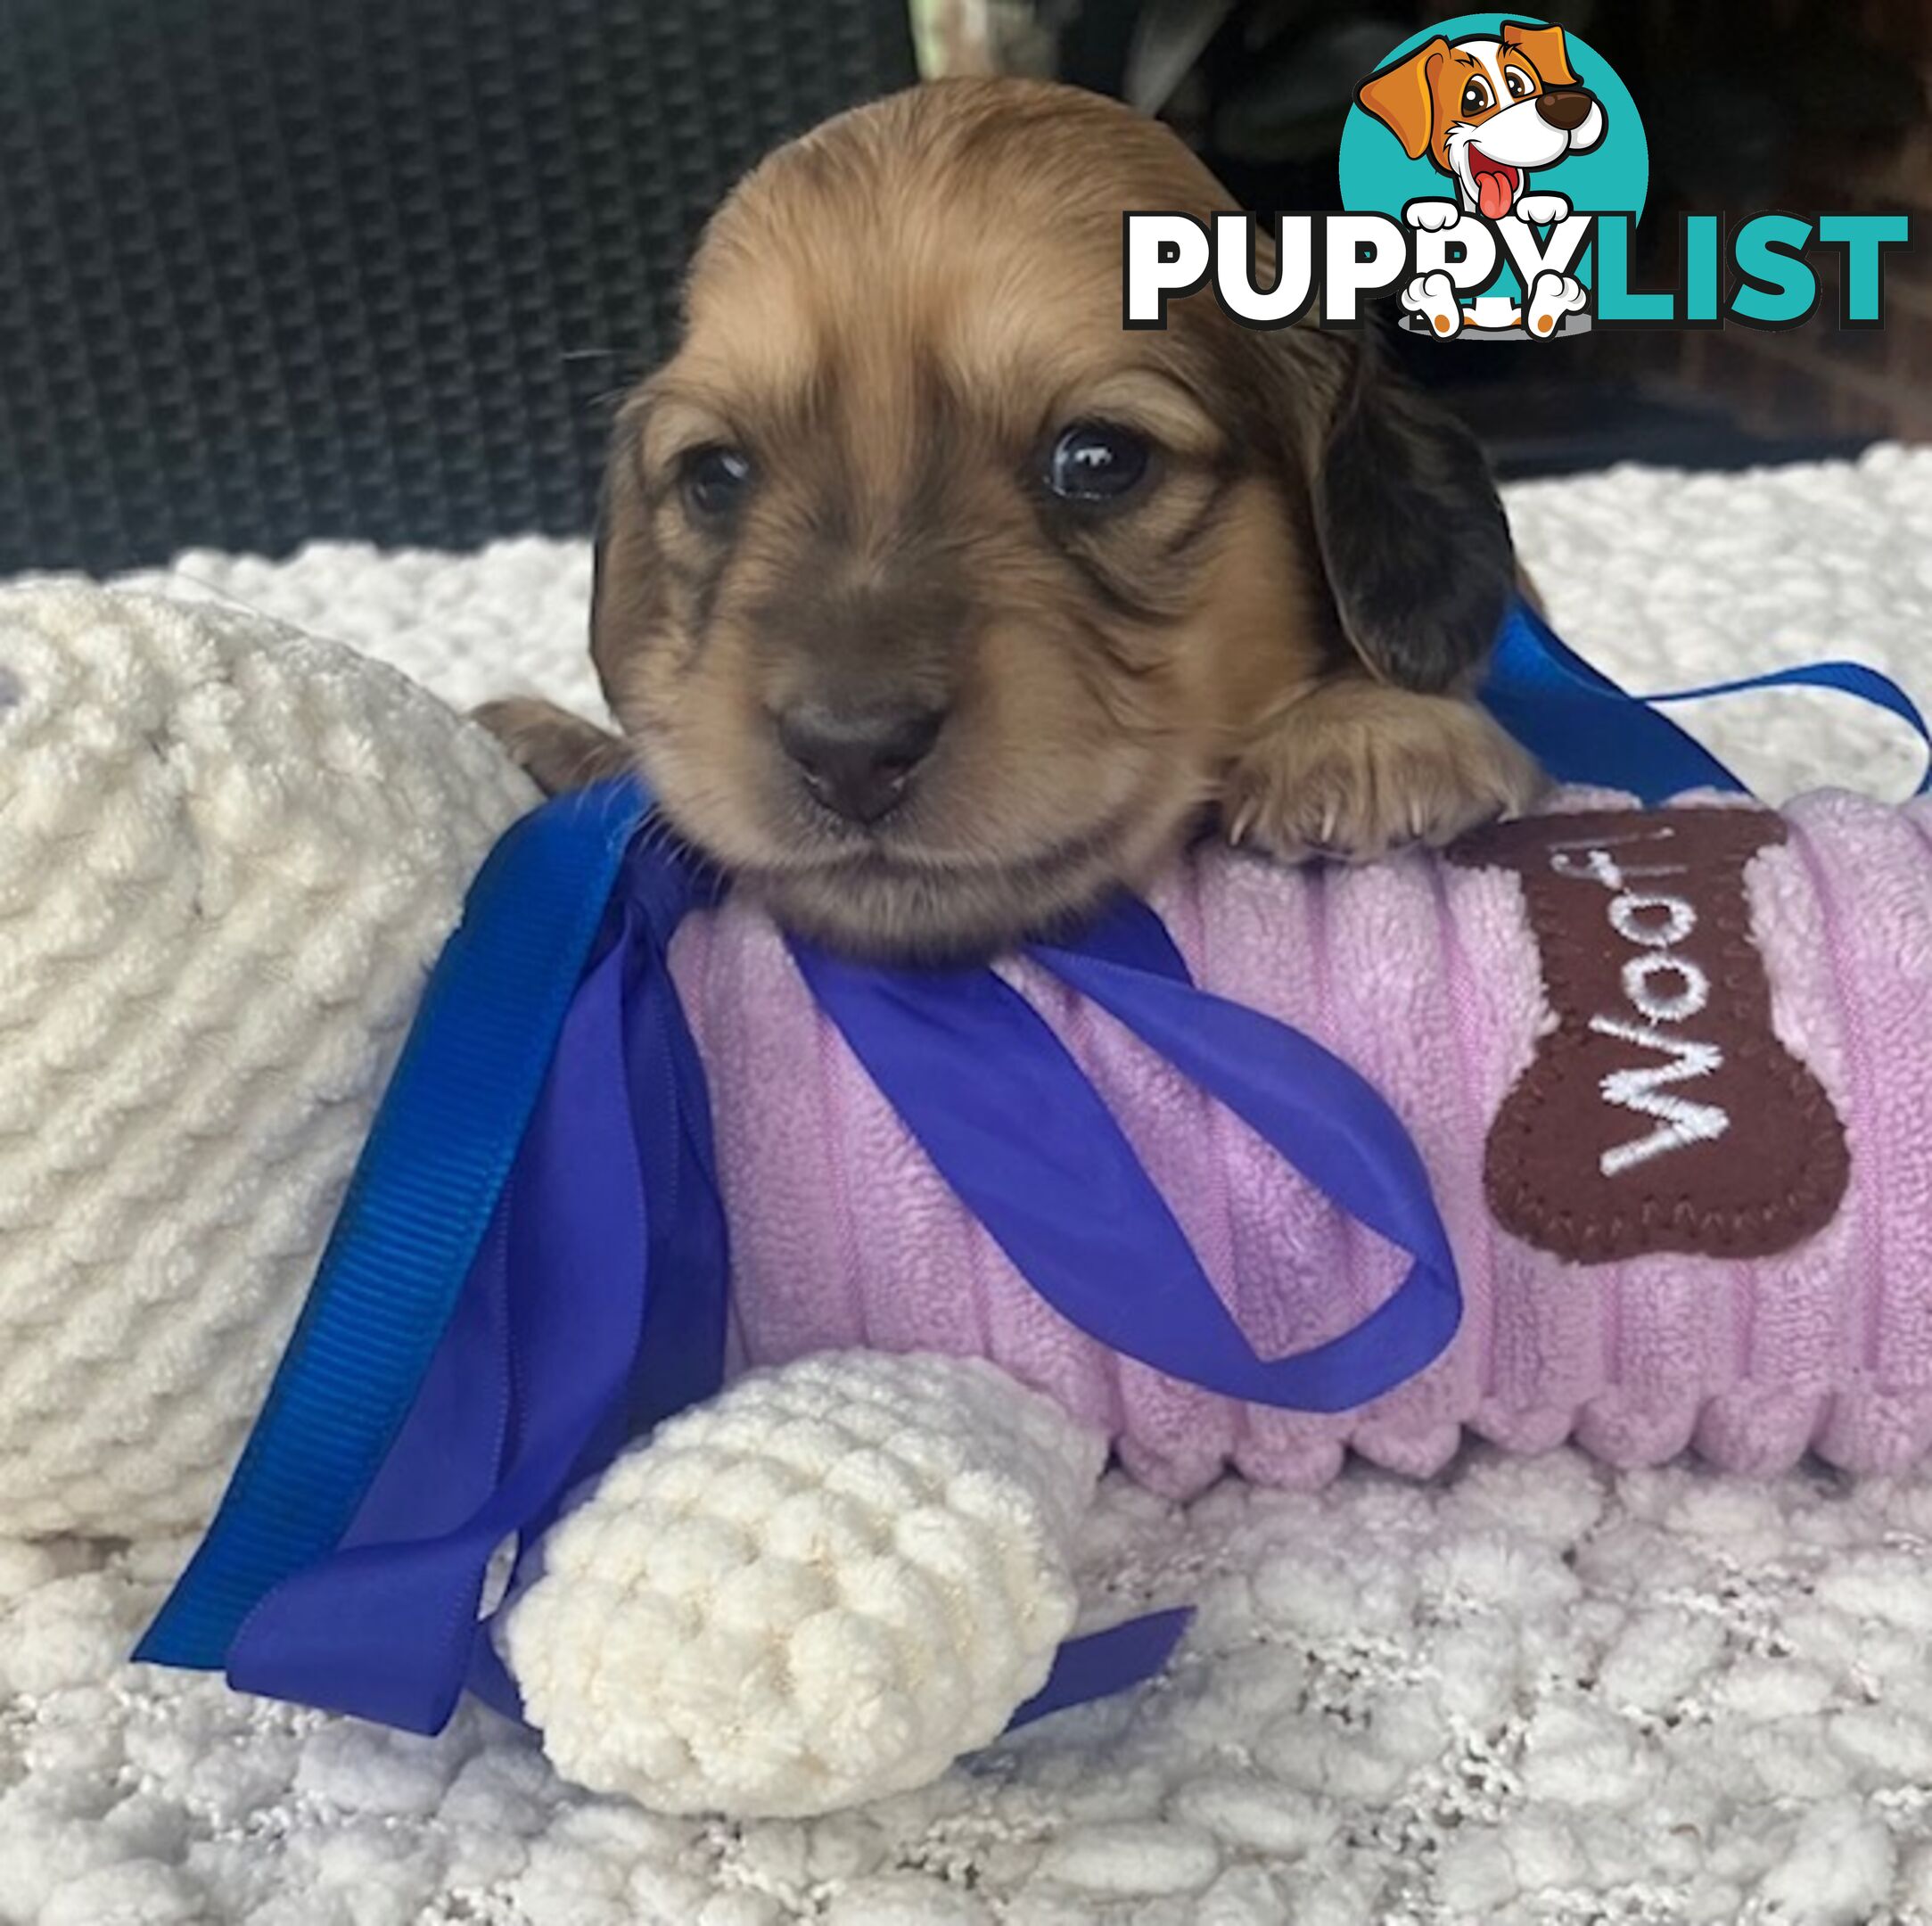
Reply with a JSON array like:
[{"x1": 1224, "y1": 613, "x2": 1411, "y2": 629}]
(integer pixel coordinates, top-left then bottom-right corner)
[
  {"x1": 1449, "y1": 809, "x2": 1848, "y2": 1263},
  {"x1": 1550, "y1": 834, "x2": 1730, "y2": 1174}
]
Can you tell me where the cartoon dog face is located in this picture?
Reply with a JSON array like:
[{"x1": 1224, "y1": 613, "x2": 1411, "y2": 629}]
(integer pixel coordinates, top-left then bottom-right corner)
[{"x1": 1357, "y1": 21, "x2": 1605, "y2": 220}]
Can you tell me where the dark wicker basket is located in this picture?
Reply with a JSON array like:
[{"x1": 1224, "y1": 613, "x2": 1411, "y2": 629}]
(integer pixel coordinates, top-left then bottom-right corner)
[{"x1": 0, "y1": 0, "x2": 917, "y2": 572}]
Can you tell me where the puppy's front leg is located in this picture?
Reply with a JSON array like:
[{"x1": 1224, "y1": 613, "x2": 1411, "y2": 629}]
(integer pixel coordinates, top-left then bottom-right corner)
[
  {"x1": 473, "y1": 696, "x2": 635, "y2": 795},
  {"x1": 1221, "y1": 679, "x2": 1542, "y2": 861}
]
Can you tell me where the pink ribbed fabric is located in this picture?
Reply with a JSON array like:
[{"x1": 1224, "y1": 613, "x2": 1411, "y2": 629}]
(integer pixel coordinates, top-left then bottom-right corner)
[{"x1": 670, "y1": 791, "x2": 1932, "y2": 1494}]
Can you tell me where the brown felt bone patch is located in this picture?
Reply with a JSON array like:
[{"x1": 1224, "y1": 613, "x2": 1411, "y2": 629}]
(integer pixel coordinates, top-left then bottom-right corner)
[{"x1": 1447, "y1": 810, "x2": 1848, "y2": 1263}]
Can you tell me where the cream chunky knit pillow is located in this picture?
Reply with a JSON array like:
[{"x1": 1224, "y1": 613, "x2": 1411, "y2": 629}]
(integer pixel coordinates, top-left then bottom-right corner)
[{"x1": 0, "y1": 584, "x2": 535, "y2": 1537}]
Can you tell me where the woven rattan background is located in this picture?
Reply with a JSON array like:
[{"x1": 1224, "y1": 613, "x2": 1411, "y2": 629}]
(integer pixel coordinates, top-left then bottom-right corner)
[{"x1": 0, "y1": 0, "x2": 917, "y2": 572}]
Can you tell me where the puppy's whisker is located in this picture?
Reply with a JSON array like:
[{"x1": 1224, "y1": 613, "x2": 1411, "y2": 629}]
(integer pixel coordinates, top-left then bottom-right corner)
[
  {"x1": 633, "y1": 811, "x2": 702, "y2": 872},
  {"x1": 122, "y1": 571, "x2": 288, "y2": 634}
]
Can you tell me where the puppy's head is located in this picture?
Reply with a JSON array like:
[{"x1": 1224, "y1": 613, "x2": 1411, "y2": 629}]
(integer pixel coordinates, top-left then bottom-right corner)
[
  {"x1": 1356, "y1": 24, "x2": 1605, "y2": 218},
  {"x1": 595, "y1": 78, "x2": 1511, "y2": 959}
]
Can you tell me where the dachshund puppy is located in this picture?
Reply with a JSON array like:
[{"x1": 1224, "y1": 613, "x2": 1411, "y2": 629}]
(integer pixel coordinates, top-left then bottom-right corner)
[{"x1": 480, "y1": 78, "x2": 1539, "y2": 960}]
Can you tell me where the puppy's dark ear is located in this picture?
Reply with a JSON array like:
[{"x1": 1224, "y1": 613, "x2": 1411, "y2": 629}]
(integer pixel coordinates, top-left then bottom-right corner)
[
  {"x1": 1283, "y1": 331, "x2": 1516, "y2": 694},
  {"x1": 589, "y1": 396, "x2": 657, "y2": 714}
]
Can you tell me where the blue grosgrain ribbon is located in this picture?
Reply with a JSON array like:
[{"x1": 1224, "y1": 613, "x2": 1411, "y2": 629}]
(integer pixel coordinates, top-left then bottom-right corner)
[
  {"x1": 140, "y1": 598, "x2": 1930, "y2": 1741},
  {"x1": 137, "y1": 782, "x2": 651, "y2": 1682}
]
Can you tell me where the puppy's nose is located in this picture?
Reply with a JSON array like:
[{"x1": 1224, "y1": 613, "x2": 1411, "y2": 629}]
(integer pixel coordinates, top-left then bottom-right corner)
[
  {"x1": 1535, "y1": 87, "x2": 1595, "y2": 130},
  {"x1": 777, "y1": 702, "x2": 947, "y2": 824}
]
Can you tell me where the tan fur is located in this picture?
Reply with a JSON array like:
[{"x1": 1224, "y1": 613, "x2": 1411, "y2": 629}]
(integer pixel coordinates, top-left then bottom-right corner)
[
  {"x1": 1225, "y1": 680, "x2": 1540, "y2": 860},
  {"x1": 482, "y1": 78, "x2": 1538, "y2": 959},
  {"x1": 471, "y1": 698, "x2": 635, "y2": 794}
]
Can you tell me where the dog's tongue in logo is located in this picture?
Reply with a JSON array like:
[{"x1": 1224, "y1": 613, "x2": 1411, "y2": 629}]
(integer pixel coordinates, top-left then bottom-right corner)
[{"x1": 1469, "y1": 152, "x2": 1519, "y2": 219}]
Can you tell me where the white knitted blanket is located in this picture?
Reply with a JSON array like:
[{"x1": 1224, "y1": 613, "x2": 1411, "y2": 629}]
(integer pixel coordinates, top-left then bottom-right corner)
[{"x1": 5, "y1": 449, "x2": 1932, "y2": 1926}]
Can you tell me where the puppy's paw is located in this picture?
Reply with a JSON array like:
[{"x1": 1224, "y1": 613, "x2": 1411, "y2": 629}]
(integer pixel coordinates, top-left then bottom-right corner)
[
  {"x1": 1515, "y1": 192, "x2": 1573, "y2": 226},
  {"x1": 1221, "y1": 685, "x2": 1544, "y2": 864},
  {"x1": 1402, "y1": 197, "x2": 1462, "y2": 233},
  {"x1": 472, "y1": 697, "x2": 634, "y2": 795},
  {"x1": 1402, "y1": 270, "x2": 1463, "y2": 337},
  {"x1": 1525, "y1": 270, "x2": 1588, "y2": 337}
]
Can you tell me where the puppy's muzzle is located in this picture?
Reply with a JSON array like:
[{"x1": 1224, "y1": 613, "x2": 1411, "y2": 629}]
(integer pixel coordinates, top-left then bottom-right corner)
[
  {"x1": 1535, "y1": 88, "x2": 1597, "y2": 132},
  {"x1": 777, "y1": 701, "x2": 949, "y2": 825}
]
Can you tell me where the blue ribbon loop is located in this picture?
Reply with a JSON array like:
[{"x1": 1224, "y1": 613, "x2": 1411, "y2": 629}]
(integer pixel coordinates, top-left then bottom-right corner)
[
  {"x1": 795, "y1": 893, "x2": 1459, "y2": 1414},
  {"x1": 1482, "y1": 599, "x2": 1932, "y2": 802},
  {"x1": 138, "y1": 597, "x2": 1932, "y2": 1747}
]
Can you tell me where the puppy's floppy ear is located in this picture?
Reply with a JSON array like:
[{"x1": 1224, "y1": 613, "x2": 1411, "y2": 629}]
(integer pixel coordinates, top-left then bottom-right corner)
[
  {"x1": 1500, "y1": 20, "x2": 1579, "y2": 88},
  {"x1": 1355, "y1": 36, "x2": 1448, "y2": 160},
  {"x1": 589, "y1": 395, "x2": 659, "y2": 713},
  {"x1": 1276, "y1": 330, "x2": 1515, "y2": 694}
]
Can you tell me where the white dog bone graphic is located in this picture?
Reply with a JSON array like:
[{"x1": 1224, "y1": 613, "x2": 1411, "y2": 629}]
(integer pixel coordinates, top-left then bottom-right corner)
[
  {"x1": 1515, "y1": 192, "x2": 1573, "y2": 226},
  {"x1": 1526, "y1": 269, "x2": 1587, "y2": 337},
  {"x1": 1402, "y1": 270, "x2": 1463, "y2": 337},
  {"x1": 1402, "y1": 197, "x2": 1462, "y2": 234}
]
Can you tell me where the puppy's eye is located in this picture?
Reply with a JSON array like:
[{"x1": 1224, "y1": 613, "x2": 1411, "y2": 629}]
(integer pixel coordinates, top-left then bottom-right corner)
[
  {"x1": 679, "y1": 445, "x2": 752, "y2": 521},
  {"x1": 1045, "y1": 424, "x2": 1152, "y2": 506},
  {"x1": 1503, "y1": 67, "x2": 1532, "y2": 100},
  {"x1": 1460, "y1": 77, "x2": 1493, "y2": 114}
]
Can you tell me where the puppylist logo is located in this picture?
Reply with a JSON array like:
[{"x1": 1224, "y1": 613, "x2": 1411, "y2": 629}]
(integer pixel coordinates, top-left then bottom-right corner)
[
  {"x1": 1347, "y1": 14, "x2": 1633, "y2": 338},
  {"x1": 1123, "y1": 13, "x2": 1910, "y2": 341}
]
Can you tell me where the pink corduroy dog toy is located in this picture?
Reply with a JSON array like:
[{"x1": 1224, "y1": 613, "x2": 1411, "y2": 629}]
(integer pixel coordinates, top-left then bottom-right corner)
[{"x1": 677, "y1": 787, "x2": 1932, "y2": 1496}]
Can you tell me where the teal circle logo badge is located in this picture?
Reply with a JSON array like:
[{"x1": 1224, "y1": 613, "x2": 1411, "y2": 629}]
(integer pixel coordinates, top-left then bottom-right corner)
[{"x1": 1339, "y1": 14, "x2": 1648, "y2": 339}]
